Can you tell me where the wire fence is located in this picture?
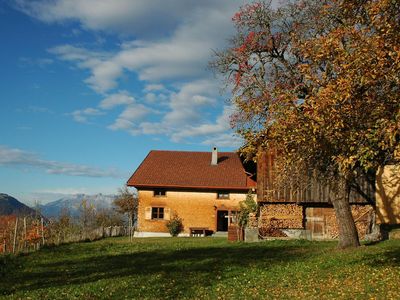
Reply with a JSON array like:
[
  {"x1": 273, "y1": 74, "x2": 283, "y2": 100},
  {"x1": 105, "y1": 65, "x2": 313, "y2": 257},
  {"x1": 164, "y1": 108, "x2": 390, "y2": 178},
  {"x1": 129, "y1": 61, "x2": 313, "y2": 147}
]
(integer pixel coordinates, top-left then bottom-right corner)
[{"x1": 0, "y1": 215, "x2": 128, "y2": 254}]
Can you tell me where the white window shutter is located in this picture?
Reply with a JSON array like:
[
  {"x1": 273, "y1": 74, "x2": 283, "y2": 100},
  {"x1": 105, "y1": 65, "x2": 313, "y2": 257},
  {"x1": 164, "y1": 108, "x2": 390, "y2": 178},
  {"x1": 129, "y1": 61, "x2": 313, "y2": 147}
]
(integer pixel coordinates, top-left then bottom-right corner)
[
  {"x1": 145, "y1": 207, "x2": 152, "y2": 220},
  {"x1": 164, "y1": 208, "x2": 171, "y2": 220}
]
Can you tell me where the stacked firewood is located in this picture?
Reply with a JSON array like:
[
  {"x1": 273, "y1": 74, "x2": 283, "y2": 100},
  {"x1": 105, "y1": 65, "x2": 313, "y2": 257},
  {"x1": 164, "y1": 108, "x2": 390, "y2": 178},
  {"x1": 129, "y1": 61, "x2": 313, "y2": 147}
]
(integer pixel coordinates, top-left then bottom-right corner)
[
  {"x1": 259, "y1": 204, "x2": 303, "y2": 229},
  {"x1": 327, "y1": 206, "x2": 374, "y2": 239},
  {"x1": 248, "y1": 213, "x2": 258, "y2": 228},
  {"x1": 259, "y1": 225, "x2": 287, "y2": 238}
]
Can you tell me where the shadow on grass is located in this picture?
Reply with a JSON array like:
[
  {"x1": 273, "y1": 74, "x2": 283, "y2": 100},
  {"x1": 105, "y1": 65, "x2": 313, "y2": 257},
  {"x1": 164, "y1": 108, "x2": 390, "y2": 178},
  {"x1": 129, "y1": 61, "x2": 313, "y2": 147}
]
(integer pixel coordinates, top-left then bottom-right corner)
[
  {"x1": 1, "y1": 241, "x2": 315, "y2": 297},
  {"x1": 364, "y1": 243, "x2": 400, "y2": 267}
]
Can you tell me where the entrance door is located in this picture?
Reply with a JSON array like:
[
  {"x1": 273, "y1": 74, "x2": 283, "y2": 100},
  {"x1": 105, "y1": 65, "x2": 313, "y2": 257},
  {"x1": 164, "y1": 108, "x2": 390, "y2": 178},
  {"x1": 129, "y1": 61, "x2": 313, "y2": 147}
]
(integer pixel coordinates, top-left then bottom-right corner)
[{"x1": 217, "y1": 210, "x2": 229, "y2": 231}]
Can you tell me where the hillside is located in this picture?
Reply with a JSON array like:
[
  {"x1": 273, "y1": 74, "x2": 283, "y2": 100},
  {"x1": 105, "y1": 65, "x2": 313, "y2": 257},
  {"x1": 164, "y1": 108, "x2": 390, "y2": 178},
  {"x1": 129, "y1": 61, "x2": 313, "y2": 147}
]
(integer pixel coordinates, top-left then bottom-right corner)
[
  {"x1": 0, "y1": 193, "x2": 37, "y2": 216},
  {"x1": 40, "y1": 193, "x2": 116, "y2": 218}
]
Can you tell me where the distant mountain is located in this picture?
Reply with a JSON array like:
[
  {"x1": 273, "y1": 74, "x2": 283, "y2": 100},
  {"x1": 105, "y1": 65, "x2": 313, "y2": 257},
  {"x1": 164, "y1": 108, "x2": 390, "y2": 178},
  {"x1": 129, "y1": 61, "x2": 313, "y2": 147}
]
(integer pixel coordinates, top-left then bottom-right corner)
[
  {"x1": 0, "y1": 193, "x2": 37, "y2": 216},
  {"x1": 40, "y1": 194, "x2": 117, "y2": 218}
]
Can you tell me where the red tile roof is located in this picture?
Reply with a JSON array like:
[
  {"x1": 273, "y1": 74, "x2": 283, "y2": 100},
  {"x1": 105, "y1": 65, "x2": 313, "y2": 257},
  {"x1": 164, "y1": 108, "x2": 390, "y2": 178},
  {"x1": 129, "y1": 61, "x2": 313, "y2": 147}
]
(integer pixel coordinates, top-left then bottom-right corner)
[{"x1": 127, "y1": 150, "x2": 255, "y2": 190}]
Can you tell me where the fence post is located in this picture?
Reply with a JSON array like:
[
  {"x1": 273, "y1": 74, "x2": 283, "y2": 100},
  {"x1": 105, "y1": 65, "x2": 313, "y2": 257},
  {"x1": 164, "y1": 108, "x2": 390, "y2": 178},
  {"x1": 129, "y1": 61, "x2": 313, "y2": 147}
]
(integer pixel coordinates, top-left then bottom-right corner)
[
  {"x1": 41, "y1": 218, "x2": 45, "y2": 246},
  {"x1": 36, "y1": 221, "x2": 40, "y2": 250},
  {"x1": 12, "y1": 217, "x2": 18, "y2": 254},
  {"x1": 23, "y1": 217, "x2": 27, "y2": 252}
]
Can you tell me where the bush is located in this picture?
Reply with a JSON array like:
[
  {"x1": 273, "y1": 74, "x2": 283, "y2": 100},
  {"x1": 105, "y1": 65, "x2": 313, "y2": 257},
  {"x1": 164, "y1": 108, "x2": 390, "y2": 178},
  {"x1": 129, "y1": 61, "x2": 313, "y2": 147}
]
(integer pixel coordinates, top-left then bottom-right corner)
[
  {"x1": 166, "y1": 214, "x2": 183, "y2": 237},
  {"x1": 237, "y1": 190, "x2": 258, "y2": 229}
]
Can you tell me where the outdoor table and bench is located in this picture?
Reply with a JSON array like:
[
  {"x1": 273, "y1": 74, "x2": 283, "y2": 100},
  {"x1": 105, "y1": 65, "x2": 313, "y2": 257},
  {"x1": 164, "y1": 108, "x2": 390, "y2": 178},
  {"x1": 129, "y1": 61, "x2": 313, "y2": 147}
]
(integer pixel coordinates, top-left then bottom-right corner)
[{"x1": 189, "y1": 227, "x2": 209, "y2": 237}]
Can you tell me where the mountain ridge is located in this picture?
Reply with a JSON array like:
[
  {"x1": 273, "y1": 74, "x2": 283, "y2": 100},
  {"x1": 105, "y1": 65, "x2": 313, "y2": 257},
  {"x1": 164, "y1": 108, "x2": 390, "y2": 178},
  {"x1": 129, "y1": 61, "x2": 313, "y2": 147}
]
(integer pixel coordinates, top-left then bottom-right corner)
[
  {"x1": 39, "y1": 193, "x2": 117, "y2": 218},
  {"x1": 0, "y1": 193, "x2": 37, "y2": 216}
]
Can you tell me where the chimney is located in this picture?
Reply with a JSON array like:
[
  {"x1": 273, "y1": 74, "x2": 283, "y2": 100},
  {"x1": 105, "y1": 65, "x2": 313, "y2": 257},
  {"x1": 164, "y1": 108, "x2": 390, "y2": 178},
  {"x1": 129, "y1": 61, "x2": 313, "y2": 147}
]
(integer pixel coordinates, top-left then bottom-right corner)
[{"x1": 211, "y1": 147, "x2": 218, "y2": 165}]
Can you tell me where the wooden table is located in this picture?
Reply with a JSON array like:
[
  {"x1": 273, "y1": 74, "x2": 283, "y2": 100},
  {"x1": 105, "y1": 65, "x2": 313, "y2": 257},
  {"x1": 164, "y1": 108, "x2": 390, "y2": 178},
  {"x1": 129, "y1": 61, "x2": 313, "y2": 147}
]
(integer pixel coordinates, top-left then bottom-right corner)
[{"x1": 189, "y1": 227, "x2": 208, "y2": 237}]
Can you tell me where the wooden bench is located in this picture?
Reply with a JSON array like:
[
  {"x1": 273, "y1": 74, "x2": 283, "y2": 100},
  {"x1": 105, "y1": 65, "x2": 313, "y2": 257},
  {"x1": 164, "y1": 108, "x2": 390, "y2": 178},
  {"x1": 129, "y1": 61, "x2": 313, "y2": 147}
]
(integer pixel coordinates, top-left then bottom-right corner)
[{"x1": 189, "y1": 227, "x2": 208, "y2": 237}]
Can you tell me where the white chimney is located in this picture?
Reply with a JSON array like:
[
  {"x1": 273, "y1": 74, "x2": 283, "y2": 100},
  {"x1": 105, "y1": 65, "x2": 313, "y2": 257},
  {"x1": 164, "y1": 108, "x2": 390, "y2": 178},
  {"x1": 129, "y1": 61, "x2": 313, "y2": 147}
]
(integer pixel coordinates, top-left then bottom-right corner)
[{"x1": 211, "y1": 147, "x2": 218, "y2": 165}]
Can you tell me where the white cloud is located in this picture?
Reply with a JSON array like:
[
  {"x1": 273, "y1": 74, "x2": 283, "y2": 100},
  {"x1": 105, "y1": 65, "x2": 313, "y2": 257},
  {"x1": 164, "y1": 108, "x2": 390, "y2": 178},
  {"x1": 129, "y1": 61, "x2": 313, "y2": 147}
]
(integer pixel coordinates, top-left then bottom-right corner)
[
  {"x1": 144, "y1": 84, "x2": 165, "y2": 92},
  {"x1": 85, "y1": 60, "x2": 122, "y2": 92},
  {"x1": 139, "y1": 122, "x2": 169, "y2": 135},
  {"x1": 163, "y1": 79, "x2": 217, "y2": 126},
  {"x1": 70, "y1": 107, "x2": 104, "y2": 123},
  {"x1": 144, "y1": 93, "x2": 157, "y2": 103},
  {"x1": 13, "y1": 0, "x2": 242, "y2": 38},
  {"x1": 48, "y1": 44, "x2": 108, "y2": 68},
  {"x1": 171, "y1": 105, "x2": 234, "y2": 142},
  {"x1": 107, "y1": 104, "x2": 153, "y2": 134},
  {"x1": 42, "y1": 1, "x2": 240, "y2": 93},
  {"x1": 23, "y1": 187, "x2": 120, "y2": 205},
  {"x1": 202, "y1": 133, "x2": 243, "y2": 148},
  {"x1": 99, "y1": 91, "x2": 134, "y2": 109},
  {"x1": 106, "y1": 79, "x2": 229, "y2": 140},
  {"x1": 107, "y1": 118, "x2": 134, "y2": 131},
  {"x1": 119, "y1": 105, "x2": 150, "y2": 120},
  {"x1": 48, "y1": 45, "x2": 114, "y2": 92},
  {"x1": 34, "y1": 188, "x2": 90, "y2": 195},
  {"x1": 15, "y1": 0, "x2": 249, "y2": 147},
  {"x1": 0, "y1": 145, "x2": 125, "y2": 178}
]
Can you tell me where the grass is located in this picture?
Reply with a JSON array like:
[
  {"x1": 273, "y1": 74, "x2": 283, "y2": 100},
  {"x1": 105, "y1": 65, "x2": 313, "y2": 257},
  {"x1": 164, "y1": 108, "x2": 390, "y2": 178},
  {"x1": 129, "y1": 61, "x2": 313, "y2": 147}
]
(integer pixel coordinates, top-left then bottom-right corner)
[{"x1": 1, "y1": 237, "x2": 400, "y2": 299}]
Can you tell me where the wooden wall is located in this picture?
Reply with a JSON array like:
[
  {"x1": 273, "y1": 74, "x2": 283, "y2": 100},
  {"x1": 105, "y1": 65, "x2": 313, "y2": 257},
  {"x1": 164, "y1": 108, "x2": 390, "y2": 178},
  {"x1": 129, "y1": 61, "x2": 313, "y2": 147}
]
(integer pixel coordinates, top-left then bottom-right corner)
[
  {"x1": 376, "y1": 165, "x2": 400, "y2": 224},
  {"x1": 256, "y1": 150, "x2": 374, "y2": 204}
]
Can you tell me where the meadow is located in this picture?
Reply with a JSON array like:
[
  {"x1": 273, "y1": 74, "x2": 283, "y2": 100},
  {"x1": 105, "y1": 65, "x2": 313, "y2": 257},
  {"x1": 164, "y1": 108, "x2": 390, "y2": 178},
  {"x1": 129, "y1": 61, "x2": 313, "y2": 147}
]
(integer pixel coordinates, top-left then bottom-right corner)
[{"x1": 1, "y1": 237, "x2": 399, "y2": 299}]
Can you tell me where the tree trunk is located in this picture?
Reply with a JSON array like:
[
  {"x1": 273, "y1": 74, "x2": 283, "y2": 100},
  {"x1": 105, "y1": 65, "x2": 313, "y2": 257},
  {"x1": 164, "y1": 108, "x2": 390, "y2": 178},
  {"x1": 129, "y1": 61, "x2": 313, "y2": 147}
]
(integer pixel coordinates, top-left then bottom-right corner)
[{"x1": 331, "y1": 180, "x2": 360, "y2": 248}]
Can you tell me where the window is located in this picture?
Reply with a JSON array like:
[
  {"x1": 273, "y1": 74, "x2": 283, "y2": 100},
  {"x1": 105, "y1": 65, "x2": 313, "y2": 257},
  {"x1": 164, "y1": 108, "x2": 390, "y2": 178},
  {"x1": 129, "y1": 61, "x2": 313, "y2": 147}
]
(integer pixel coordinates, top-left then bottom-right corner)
[
  {"x1": 151, "y1": 207, "x2": 164, "y2": 219},
  {"x1": 217, "y1": 191, "x2": 229, "y2": 199},
  {"x1": 154, "y1": 189, "x2": 166, "y2": 197}
]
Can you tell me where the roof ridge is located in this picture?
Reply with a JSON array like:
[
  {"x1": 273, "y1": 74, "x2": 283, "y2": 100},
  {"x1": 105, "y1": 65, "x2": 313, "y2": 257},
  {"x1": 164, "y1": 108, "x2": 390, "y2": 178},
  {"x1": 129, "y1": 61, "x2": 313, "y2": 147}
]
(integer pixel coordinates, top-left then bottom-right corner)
[
  {"x1": 127, "y1": 150, "x2": 251, "y2": 190},
  {"x1": 150, "y1": 149, "x2": 237, "y2": 154}
]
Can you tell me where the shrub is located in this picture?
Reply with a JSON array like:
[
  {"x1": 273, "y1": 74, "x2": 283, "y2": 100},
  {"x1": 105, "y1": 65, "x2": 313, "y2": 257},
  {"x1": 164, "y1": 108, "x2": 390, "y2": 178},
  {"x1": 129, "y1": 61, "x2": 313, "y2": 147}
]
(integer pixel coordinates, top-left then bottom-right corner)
[
  {"x1": 237, "y1": 190, "x2": 258, "y2": 229},
  {"x1": 166, "y1": 214, "x2": 183, "y2": 237}
]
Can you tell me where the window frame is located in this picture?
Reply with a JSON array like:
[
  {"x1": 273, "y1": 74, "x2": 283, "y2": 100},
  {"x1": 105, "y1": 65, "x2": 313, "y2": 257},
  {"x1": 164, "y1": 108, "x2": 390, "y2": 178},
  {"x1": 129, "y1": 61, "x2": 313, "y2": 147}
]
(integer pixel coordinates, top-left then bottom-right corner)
[
  {"x1": 217, "y1": 191, "x2": 230, "y2": 199},
  {"x1": 151, "y1": 207, "x2": 164, "y2": 220},
  {"x1": 153, "y1": 189, "x2": 166, "y2": 197}
]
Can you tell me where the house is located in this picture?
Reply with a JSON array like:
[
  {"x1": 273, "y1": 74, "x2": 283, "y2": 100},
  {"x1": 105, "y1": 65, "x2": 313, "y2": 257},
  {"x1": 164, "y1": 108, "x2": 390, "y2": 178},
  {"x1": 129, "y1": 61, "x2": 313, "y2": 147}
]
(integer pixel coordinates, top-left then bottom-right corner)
[
  {"x1": 256, "y1": 150, "x2": 376, "y2": 239},
  {"x1": 127, "y1": 148, "x2": 256, "y2": 237}
]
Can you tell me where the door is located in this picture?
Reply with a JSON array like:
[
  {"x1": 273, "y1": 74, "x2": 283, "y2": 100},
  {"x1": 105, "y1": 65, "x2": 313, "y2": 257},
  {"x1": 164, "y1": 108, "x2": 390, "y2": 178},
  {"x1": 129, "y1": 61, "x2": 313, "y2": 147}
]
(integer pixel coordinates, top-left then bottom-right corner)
[
  {"x1": 306, "y1": 207, "x2": 335, "y2": 239},
  {"x1": 217, "y1": 210, "x2": 229, "y2": 231}
]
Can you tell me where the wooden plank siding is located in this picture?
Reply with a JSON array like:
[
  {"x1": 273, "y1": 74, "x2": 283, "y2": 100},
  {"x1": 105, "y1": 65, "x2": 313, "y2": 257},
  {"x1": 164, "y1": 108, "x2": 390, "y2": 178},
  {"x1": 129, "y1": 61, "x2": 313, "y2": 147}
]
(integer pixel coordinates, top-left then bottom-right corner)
[{"x1": 257, "y1": 150, "x2": 375, "y2": 204}]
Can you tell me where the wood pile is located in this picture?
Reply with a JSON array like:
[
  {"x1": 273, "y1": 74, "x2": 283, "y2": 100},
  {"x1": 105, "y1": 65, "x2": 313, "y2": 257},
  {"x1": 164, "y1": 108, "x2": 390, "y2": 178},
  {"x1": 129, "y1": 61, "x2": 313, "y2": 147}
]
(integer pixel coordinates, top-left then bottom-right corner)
[
  {"x1": 248, "y1": 213, "x2": 258, "y2": 228},
  {"x1": 326, "y1": 205, "x2": 374, "y2": 240},
  {"x1": 259, "y1": 204, "x2": 303, "y2": 229},
  {"x1": 307, "y1": 205, "x2": 373, "y2": 239},
  {"x1": 259, "y1": 225, "x2": 287, "y2": 238},
  {"x1": 353, "y1": 205, "x2": 374, "y2": 239}
]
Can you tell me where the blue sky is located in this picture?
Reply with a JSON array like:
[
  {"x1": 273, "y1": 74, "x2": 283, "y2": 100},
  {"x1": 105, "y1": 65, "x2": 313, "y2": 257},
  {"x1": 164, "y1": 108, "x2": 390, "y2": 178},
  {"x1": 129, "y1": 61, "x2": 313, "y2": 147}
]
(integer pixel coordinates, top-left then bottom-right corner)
[{"x1": 0, "y1": 0, "x2": 247, "y2": 205}]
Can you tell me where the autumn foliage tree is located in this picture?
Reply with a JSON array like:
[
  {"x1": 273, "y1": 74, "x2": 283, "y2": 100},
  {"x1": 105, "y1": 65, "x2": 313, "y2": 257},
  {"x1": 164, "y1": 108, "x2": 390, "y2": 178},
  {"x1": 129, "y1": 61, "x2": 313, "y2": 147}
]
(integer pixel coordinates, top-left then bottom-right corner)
[
  {"x1": 113, "y1": 186, "x2": 138, "y2": 240},
  {"x1": 213, "y1": 0, "x2": 399, "y2": 248}
]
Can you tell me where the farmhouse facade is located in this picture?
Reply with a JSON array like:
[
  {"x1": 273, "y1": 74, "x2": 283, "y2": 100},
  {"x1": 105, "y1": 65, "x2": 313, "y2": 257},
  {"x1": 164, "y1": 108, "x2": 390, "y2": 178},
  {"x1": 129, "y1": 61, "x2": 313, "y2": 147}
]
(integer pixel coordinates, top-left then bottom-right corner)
[
  {"x1": 127, "y1": 148, "x2": 256, "y2": 237},
  {"x1": 128, "y1": 147, "x2": 398, "y2": 240}
]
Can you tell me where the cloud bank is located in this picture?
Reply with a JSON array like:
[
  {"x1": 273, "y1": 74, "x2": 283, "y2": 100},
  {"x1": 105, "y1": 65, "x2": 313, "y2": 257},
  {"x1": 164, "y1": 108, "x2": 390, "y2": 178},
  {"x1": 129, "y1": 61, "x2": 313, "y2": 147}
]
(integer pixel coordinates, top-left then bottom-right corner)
[
  {"x1": 0, "y1": 145, "x2": 125, "y2": 178},
  {"x1": 13, "y1": 0, "x2": 245, "y2": 147}
]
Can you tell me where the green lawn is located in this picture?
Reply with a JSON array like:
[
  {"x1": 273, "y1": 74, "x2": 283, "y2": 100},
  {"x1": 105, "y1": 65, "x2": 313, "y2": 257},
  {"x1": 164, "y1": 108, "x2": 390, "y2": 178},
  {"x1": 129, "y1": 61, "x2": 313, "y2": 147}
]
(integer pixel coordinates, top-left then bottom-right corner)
[{"x1": 1, "y1": 237, "x2": 400, "y2": 299}]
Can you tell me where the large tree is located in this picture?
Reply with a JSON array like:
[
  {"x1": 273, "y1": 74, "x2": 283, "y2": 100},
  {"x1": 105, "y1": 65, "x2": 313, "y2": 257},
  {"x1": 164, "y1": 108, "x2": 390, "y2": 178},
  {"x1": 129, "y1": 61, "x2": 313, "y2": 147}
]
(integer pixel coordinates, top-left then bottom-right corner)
[{"x1": 213, "y1": 0, "x2": 399, "y2": 248}]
